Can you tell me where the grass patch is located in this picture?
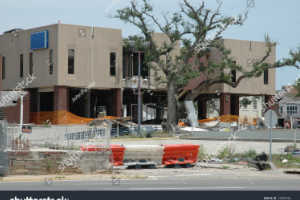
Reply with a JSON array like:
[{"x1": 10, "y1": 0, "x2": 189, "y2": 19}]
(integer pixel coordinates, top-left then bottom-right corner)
[
  {"x1": 55, "y1": 176, "x2": 66, "y2": 180},
  {"x1": 272, "y1": 154, "x2": 300, "y2": 169},
  {"x1": 232, "y1": 149, "x2": 257, "y2": 161},
  {"x1": 217, "y1": 146, "x2": 235, "y2": 160},
  {"x1": 198, "y1": 145, "x2": 207, "y2": 161},
  {"x1": 150, "y1": 131, "x2": 174, "y2": 138},
  {"x1": 222, "y1": 165, "x2": 230, "y2": 169}
]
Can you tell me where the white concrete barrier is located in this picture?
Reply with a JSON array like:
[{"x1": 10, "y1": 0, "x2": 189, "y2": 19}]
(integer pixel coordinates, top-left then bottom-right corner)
[{"x1": 123, "y1": 144, "x2": 164, "y2": 167}]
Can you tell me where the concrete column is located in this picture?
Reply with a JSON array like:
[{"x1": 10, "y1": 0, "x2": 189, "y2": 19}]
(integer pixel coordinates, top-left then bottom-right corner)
[
  {"x1": 220, "y1": 93, "x2": 231, "y2": 115},
  {"x1": 0, "y1": 56, "x2": 2, "y2": 90},
  {"x1": 114, "y1": 89, "x2": 122, "y2": 117},
  {"x1": 85, "y1": 90, "x2": 91, "y2": 118},
  {"x1": 198, "y1": 97, "x2": 207, "y2": 119},
  {"x1": 4, "y1": 92, "x2": 30, "y2": 124},
  {"x1": 54, "y1": 86, "x2": 69, "y2": 111},
  {"x1": 23, "y1": 92, "x2": 30, "y2": 123}
]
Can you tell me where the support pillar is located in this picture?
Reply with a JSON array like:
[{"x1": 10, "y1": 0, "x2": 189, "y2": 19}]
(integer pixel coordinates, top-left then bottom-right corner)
[
  {"x1": 220, "y1": 93, "x2": 231, "y2": 115},
  {"x1": 0, "y1": 56, "x2": 2, "y2": 90},
  {"x1": 54, "y1": 86, "x2": 69, "y2": 111},
  {"x1": 114, "y1": 89, "x2": 122, "y2": 117},
  {"x1": 4, "y1": 91, "x2": 30, "y2": 124},
  {"x1": 84, "y1": 90, "x2": 91, "y2": 118},
  {"x1": 23, "y1": 92, "x2": 30, "y2": 124}
]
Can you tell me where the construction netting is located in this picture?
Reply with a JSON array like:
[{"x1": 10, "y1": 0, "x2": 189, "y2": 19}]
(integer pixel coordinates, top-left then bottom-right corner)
[
  {"x1": 198, "y1": 115, "x2": 239, "y2": 123},
  {"x1": 30, "y1": 110, "x2": 121, "y2": 125}
]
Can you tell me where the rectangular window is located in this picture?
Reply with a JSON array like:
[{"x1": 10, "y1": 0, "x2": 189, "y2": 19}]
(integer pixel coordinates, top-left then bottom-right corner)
[
  {"x1": 29, "y1": 52, "x2": 33, "y2": 75},
  {"x1": 2, "y1": 56, "x2": 5, "y2": 80},
  {"x1": 68, "y1": 49, "x2": 75, "y2": 74},
  {"x1": 253, "y1": 99, "x2": 257, "y2": 109},
  {"x1": 231, "y1": 70, "x2": 236, "y2": 83},
  {"x1": 110, "y1": 52, "x2": 116, "y2": 76},
  {"x1": 20, "y1": 54, "x2": 23, "y2": 78},
  {"x1": 264, "y1": 69, "x2": 269, "y2": 85},
  {"x1": 287, "y1": 104, "x2": 297, "y2": 115},
  {"x1": 132, "y1": 52, "x2": 148, "y2": 78},
  {"x1": 49, "y1": 49, "x2": 53, "y2": 75}
]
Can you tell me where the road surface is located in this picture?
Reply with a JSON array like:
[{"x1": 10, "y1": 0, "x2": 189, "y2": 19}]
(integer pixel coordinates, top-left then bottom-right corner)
[{"x1": 1, "y1": 167, "x2": 299, "y2": 191}]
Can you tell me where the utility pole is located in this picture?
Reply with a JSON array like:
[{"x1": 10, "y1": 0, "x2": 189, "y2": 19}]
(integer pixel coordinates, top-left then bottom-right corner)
[
  {"x1": 137, "y1": 51, "x2": 142, "y2": 136},
  {"x1": 20, "y1": 94, "x2": 24, "y2": 134},
  {"x1": 127, "y1": 41, "x2": 149, "y2": 137}
]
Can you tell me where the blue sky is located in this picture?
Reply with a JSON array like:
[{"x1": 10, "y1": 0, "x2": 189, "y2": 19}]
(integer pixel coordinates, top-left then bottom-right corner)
[{"x1": 1, "y1": 0, "x2": 299, "y2": 90}]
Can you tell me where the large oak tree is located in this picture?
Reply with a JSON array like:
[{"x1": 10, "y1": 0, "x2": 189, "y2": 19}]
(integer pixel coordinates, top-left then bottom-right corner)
[{"x1": 116, "y1": 0, "x2": 300, "y2": 133}]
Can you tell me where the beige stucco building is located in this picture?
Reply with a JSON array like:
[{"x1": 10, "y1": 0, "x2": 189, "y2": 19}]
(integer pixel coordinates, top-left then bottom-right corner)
[{"x1": 0, "y1": 23, "x2": 276, "y2": 124}]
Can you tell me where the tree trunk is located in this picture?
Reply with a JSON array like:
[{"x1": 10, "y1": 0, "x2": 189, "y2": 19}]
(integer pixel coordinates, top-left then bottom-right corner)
[{"x1": 167, "y1": 79, "x2": 177, "y2": 134}]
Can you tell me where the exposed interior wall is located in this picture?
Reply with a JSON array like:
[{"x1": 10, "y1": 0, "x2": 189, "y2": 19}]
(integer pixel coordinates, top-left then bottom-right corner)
[{"x1": 4, "y1": 93, "x2": 30, "y2": 124}]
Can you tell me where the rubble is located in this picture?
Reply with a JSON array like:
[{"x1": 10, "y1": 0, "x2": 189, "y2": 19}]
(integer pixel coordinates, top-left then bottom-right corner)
[
  {"x1": 180, "y1": 127, "x2": 208, "y2": 132},
  {"x1": 248, "y1": 153, "x2": 271, "y2": 171}
]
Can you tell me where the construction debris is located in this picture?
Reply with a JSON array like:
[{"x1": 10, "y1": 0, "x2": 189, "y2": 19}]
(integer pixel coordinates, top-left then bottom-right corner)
[
  {"x1": 248, "y1": 153, "x2": 271, "y2": 171},
  {"x1": 180, "y1": 127, "x2": 208, "y2": 132}
]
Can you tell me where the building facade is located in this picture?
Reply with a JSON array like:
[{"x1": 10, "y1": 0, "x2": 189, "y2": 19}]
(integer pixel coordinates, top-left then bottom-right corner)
[
  {"x1": 188, "y1": 39, "x2": 276, "y2": 119},
  {"x1": 0, "y1": 24, "x2": 168, "y2": 124},
  {"x1": 0, "y1": 24, "x2": 276, "y2": 124}
]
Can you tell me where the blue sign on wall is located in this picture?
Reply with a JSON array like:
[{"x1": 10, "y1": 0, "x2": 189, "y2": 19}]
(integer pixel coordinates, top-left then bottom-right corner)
[{"x1": 30, "y1": 30, "x2": 49, "y2": 50}]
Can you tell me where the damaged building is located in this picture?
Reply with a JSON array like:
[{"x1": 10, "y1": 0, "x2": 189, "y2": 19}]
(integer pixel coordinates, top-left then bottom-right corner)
[
  {"x1": 0, "y1": 24, "x2": 167, "y2": 124},
  {"x1": 0, "y1": 24, "x2": 275, "y2": 125},
  {"x1": 180, "y1": 39, "x2": 276, "y2": 123}
]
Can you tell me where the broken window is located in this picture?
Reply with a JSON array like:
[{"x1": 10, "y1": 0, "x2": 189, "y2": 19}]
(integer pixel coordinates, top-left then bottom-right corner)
[
  {"x1": 110, "y1": 52, "x2": 116, "y2": 76},
  {"x1": 2, "y1": 56, "x2": 5, "y2": 80},
  {"x1": 49, "y1": 49, "x2": 53, "y2": 75},
  {"x1": 20, "y1": 54, "x2": 23, "y2": 78},
  {"x1": 29, "y1": 52, "x2": 33, "y2": 75},
  {"x1": 253, "y1": 98, "x2": 257, "y2": 109},
  {"x1": 264, "y1": 69, "x2": 269, "y2": 85},
  {"x1": 68, "y1": 49, "x2": 75, "y2": 74},
  {"x1": 123, "y1": 51, "x2": 148, "y2": 78}
]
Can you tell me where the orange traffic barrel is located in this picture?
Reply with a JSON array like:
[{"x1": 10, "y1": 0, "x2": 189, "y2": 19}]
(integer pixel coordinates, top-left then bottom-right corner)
[{"x1": 110, "y1": 144, "x2": 126, "y2": 166}]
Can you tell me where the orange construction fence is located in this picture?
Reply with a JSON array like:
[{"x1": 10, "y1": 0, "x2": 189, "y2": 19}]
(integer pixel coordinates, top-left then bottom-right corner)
[
  {"x1": 198, "y1": 115, "x2": 239, "y2": 123},
  {"x1": 30, "y1": 110, "x2": 121, "y2": 125}
]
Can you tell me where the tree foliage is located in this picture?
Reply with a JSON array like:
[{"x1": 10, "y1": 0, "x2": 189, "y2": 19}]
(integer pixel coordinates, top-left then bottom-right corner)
[{"x1": 116, "y1": 0, "x2": 300, "y2": 131}]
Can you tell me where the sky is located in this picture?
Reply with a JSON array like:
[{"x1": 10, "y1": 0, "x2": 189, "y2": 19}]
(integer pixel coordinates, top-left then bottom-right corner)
[{"x1": 0, "y1": 0, "x2": 299, "y2": 90}]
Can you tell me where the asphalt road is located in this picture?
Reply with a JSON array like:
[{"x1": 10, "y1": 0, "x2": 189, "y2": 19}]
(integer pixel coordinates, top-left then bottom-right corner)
[{"x1": 1, "y1": 172, "x2": 299, "y2": 191}]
